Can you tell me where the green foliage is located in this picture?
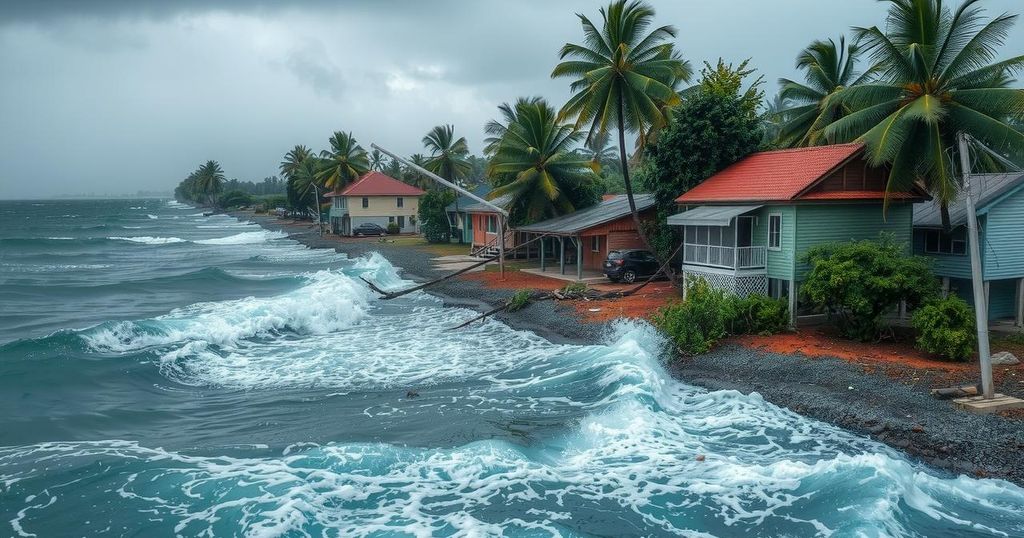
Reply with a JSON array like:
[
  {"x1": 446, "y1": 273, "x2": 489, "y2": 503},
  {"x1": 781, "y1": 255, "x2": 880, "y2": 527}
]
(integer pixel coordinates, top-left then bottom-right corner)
[
  {"x1": 655, "y1": 278, "x2": 791, "y2": 355},
  {"x1": 487, "y1": 98, "x2": 601, "y2": 225},
  {"x1": 912, "y1": 296, "x2": 977, "y2": 361},
  {"x1": 637, "y1": 61, "x2": 765, "y2": 213},
  {"x1": 418, "y1": 189, "x2": 456, "y2": 243},
  {"x1": 563, "y1": 281, "x2": 589, "y2": 295},
  {"x1": 800, "y1": 236, "x2": 939, "y2": 341},
  {"x1": 386, "y1": 222, "x2": 400, "y2": 234},
  {"x1": 728, "y1": 294, "x2": 790, "y2": 336},
  {"x1": 507, "y1": 290, "x2": 533, "y2": 312},
  {"x1": 174, "y1": 160, "x2": 226, "y2": 206},
  {"x1": 318, "y1": 131, "x2": 369, "y2": 191},
  {"x1": 423, "y1": 125, "x2": 471, "y2": 181},
  {"x1": 653, "y1": 278, "x2": 734, "y2": 355},
  {"x1": 217, "y1": 190, "x2": 254, "y2": 209},
  {"x1": 260, "y1": 195, "x2": 287, "y2": 211},
  {"x1": 639, "y1": 212, "x2": 677, "y2": 261}
]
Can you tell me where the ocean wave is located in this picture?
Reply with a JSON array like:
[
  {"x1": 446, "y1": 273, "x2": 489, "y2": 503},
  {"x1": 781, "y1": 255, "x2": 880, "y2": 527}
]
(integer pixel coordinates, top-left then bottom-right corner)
[
  {"x1": 194, "y1": 230, "x2": 287, "y2": 245},
  {"x1": 146, "y1": 214, "x2": 158, "y2": 220},
  {"x1": 109, "y1": 236, "x2": 186, "y2": 245}
]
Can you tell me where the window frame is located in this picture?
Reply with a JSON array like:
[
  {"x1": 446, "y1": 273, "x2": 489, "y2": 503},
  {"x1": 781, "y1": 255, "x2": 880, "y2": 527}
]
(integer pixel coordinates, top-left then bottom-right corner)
[
  {"x1": 768, "y1": 214, "x2": 782, "y2": 251},
  {"x1": 396, "y1": 197, "x2": 404, "y2": 208},
  {"x1": 591, "y1": 236, "x2": 600, "y2": 252},
  {"x1": 361, "y1": 197, "x2": 369, "y2": 209},
  {"x1": 923, "y1": 229, "x2": 967, "y2": 256}
]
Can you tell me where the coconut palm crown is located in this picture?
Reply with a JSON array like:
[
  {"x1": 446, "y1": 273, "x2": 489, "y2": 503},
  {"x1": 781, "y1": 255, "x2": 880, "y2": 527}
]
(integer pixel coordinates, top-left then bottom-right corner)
[
  {"x1": 487, "y1": 99, "x2": 599, "y2": 224},
  {"x1": 824, "y1": 0, "x2": 1024, "y2": 215},
  {"x1": 317, "y1": 131, "x2": 370, "y2": 191},
  {"x1": 776, "y1": 36, "x2": 872, "y2": 147},
  {"x1": 422, "y1": 125, "x2": 471, "y2": 182}
]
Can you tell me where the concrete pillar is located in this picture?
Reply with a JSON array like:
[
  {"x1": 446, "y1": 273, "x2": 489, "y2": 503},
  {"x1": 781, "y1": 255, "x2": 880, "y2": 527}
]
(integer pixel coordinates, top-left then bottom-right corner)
[
  {"x1": 1016, "y1": 278, "x2": 1024, "y2": 327},
  {"x1": 559, "y1": 237, "x2": 565, "y2": 275},
  {"x1": 788, "y1": 279, "x2": 798, "y2": 328},
  {"x1": 576, "y1": 236, "x2": 583, "y2": 281},
  {"x1": 942, "y1": 277, "x2": 950, "y2": 298},
  {"x1": 984, "y1": 281, "x2": 991, "y2": 322},
  {"x1": 540, "y1": 236, "x2": 546, "y2": 272}
]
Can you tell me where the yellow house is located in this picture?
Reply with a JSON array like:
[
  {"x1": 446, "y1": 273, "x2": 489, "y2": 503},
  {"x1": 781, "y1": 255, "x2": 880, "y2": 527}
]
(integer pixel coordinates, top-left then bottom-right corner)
[{"x1": 325, "y1": 172, "x2": 426, "y2": 235}]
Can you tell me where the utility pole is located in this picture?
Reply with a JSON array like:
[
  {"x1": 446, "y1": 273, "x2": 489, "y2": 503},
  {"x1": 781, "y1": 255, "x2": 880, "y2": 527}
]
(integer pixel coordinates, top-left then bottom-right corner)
[
  {"x1": 310, "y1": 183, "x2": 324, "y2": 236},
  {"x1": 958, "y1": 132, "x2": 993, "y2": 399},
  {"x1": 371, "y1": 144, "x2": 509, "y2": 280}
]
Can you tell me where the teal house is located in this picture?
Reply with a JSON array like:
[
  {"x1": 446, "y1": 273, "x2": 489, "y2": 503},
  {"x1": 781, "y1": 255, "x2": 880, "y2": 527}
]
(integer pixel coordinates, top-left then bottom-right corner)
[
  {"x1": 913, "y1": 172, "x2": 1024, "y2": 326},
  {"x1": 445, "y1": 184, "x2": 491, "y2": 244},
  {"x1": 667, "y1": 143, "x2": 928, "y2": 324}
]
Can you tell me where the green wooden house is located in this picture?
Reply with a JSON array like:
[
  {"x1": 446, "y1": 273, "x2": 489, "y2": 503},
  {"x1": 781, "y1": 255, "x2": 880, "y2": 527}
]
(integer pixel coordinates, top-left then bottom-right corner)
[
  {"x1": 913, "y1": 172, "x2": 1024, "y2": 326},
  {"x1": 667, "y1": 143, "x2": 928, "y2": 324}
]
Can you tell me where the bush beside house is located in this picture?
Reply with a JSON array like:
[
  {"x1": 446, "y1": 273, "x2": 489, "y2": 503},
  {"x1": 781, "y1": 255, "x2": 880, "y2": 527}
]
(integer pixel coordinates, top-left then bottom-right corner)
[{"x1": 912, "y1": 296, "x2": 977, "y2": 361}]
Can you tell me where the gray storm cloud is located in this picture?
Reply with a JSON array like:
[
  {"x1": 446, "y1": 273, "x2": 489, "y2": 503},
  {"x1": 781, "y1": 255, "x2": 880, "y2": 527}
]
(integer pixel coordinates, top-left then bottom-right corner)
[{"x1": 1, "y1": 0, "x2": 1022, "y2": 198}]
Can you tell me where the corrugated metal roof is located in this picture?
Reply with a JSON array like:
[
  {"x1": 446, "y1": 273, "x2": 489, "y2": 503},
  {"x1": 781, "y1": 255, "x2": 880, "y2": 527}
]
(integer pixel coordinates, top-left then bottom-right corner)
[
  {"x1": 445, "y1": 185, "x2": 492, "y2": 213},
  {"x1": 461, "y1": 193, "x2": 514, "y2": 214},
  {"x1": 515, "y1": 194, "x2": 655, "y2": 234},
  {"x1": 913, "y1": 173, "x2": 1024, "y2": 228},
  {"x1": 667, "y1": 205, "x2": 762, "y2": 226}
]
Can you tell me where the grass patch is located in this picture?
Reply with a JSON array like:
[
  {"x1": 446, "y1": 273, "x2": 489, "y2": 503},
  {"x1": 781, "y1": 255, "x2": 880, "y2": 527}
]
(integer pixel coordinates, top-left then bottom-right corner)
[
  {"x1": 385, "y1": 236, "x2": 470, "y2": 257},
  {"x1": 482, "y1": 261, "x2": 534, "y2": 273}
]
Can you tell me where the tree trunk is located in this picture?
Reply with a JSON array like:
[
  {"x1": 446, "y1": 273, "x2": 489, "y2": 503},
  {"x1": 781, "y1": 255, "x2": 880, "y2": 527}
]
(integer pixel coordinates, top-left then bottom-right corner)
[{"x1": 615, "y1": 97, "x2": 678, "y2": 285}]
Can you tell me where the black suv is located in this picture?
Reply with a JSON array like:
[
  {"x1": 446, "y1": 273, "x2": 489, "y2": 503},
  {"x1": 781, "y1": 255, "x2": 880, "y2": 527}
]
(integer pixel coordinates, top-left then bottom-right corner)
[
  {"x1": 603, "y1": 249, "x2": 660, "y2": 283},
  {"x1": 352, "y1": 223, "x2": 387, "y2": 237}
]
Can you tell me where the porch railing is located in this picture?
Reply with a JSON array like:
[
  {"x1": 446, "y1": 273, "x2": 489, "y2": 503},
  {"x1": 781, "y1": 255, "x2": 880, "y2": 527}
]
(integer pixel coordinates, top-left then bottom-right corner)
[{"x1": 683, "y1": 243, "x2": 766, "y2": 269}]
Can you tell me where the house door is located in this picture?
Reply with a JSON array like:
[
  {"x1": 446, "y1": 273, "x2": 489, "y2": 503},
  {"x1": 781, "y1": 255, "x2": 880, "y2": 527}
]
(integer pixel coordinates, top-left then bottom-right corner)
[
  {"x1": 398, "y1": 216, "x2": 406, "y2": 230},
  {"x1": 737, "y1": 216, "x2": 754, "y2": 247},
  {"x1": 341, "y1": 215, "x2": 351, "y2": 236}
]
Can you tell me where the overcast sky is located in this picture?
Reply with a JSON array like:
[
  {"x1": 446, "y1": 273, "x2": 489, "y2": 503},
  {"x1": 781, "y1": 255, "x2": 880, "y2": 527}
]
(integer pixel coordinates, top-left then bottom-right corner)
[{"x1": 1, "y1": 0, "x2": 1022, "y2": 198}]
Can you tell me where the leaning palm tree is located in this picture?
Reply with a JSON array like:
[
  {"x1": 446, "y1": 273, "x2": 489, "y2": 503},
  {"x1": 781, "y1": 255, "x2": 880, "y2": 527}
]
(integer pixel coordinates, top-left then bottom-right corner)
[
  {"x1": 776, "y1": 36, "x2": 871, "y2": 147},
  {"x1": 317, "y1": 131, "x2": 370, "y2": 191},
  {"x1": 824, "y1": 0, "x2": 1024, "y2": 222},
  {"x1": 422, "y1": 125, "x2": 471, "y2": 182},
  {"x1": 488, "y1": 99, "x2": 599, "y2": 224},
  {"x1": 279, "y1": 145, "x2": 313, "y2": 180},
  {"x1": 368, "y1": 149, "x2": 386, "y2": 171},
  {"x1": 403, "y1": 154, "x2": 434, "y2": 190},
  {"x1": 552, "y1": 0, "x2": 691, "y2": 246}
]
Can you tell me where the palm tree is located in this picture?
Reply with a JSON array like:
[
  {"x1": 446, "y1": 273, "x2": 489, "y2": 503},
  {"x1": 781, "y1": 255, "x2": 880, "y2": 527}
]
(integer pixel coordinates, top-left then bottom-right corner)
[
  {"x1": 369, "y1": 149, "x2": 386, "y2": 171},
  {"x1": 291, "y1": 156, "x2": 324, "y2": 211},
  {"x1": 483, "y1": 96, "x2": 544, "y2": 156},
  {"x1": 403, "y1": 154, "x2": 434, "y2": 190},
  {"x1": 488, "y1": 99, "x2": 600, "y2": 224},
  {"x1": 422, "y1": 125, "x2": 471, "y2": 182},
  {"x1": 584, "y1": 129, "x2": 618, "y2": 168},
  {"x1": 552, "y1": 0, "x2": 691, "y2": 246},
  {"x1": 776, "y1": 36, "x2": 871, "y2": 147},
  {"x1": 824, "y1": 0, "x2": 1024, "y2": 222},
  {"x1": 195, "y1": 160, "x2": 225, "y2": 206},
  {"x1": 317, "y1": 131, "x2": 370, "y2": 191},
  {"x1": 279, "y1": 145, "x2": 313, "y2": 180}
]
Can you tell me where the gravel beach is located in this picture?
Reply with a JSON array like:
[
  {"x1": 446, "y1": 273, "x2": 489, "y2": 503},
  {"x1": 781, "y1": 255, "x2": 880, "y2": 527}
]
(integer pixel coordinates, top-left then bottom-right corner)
[{"x1": 242, "y1": 212, "x2": 1024, "y2": 486}]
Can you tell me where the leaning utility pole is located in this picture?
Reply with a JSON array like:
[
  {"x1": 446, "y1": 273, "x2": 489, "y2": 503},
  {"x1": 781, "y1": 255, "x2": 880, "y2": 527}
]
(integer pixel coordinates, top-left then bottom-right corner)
[
  {"x1": 958, "y1": 132, "x2": 994, "y2": 399},
  {"x1": 371, "y1": 144, "x2": 508, "y2": 279}
]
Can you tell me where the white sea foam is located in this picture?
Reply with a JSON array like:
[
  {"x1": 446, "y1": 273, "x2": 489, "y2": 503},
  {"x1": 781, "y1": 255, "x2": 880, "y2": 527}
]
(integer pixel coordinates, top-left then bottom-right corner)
[
  {"x1": 109, "y1": 236, "x2": 186, "y2": 245},
  {"x1": 146, "y1": 214, "x2": 158, "y2": 220},
  {"x1": 194, "y1": 230, "x2": 287, "y2": 245}
]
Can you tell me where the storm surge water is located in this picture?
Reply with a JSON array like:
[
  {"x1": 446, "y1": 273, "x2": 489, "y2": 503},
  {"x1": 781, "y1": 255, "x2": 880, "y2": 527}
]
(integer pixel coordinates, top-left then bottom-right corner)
[{"x1": 1, "y1": 200, "x2": 1023, "y2": 537}]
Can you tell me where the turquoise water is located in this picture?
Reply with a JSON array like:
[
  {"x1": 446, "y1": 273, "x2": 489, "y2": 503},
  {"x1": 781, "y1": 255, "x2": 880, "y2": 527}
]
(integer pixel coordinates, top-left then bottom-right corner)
[{"x1": 1, "y1": 199, "x2": 1023, "y2": 537}]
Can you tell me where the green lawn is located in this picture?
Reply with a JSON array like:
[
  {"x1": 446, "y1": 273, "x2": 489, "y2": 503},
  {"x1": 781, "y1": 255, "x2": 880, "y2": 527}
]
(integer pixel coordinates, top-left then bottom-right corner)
[{"x1": 386, "y1": 236, "x2": 470, "y2": 257}]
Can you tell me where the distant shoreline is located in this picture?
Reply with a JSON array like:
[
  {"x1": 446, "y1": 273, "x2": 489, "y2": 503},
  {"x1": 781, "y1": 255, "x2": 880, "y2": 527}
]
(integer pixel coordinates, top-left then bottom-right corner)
[{"x1": 235, "y1": 210, "x2": 1024, "y2": 487}]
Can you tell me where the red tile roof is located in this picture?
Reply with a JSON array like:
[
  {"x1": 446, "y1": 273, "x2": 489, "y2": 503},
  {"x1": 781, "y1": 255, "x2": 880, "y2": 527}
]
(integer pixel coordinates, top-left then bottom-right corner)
[
  {"x1": 676, "y1": 143, "x2": 869, "y2": 203},
  {"x1": 325, "y1": 171, "x2": 426, "y2": 197}
]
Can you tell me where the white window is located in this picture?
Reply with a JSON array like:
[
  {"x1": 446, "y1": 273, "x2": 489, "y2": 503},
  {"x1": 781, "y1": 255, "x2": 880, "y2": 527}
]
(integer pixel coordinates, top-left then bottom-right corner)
[
  {"x1": 591, "y1": 236, "x2": 600, "y2": 252},
  {"x1": 768, "y1": 214, "x2": 782, "y2": 250}
]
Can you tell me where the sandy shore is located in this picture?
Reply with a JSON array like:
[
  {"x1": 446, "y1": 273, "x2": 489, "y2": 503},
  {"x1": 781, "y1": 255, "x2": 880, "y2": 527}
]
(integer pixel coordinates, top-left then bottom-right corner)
[{"x1": 239, "y1": 211, "x2": 1024, "y2": 486}]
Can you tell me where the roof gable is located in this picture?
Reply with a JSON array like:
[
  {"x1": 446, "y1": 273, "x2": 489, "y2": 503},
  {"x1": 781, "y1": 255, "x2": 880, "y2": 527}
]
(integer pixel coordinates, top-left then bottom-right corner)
[{"x1": 326, "y1": 172, "x2": 426, "y2": 197}]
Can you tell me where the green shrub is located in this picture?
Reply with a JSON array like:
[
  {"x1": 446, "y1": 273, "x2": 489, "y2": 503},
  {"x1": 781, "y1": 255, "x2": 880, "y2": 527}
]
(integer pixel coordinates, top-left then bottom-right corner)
[
  {"x1": 563, "y1": 281, "x2": 589, "y2": 295},
  {"x1": 507, "y1": 290, "x2": 532, "y2": 312},
  {"x1": 801, "y1": 235, "x2": 938, "y2": 341},
  {"x1": 217, "y1": 190, "x2": 254, "y2": 209},
  {"x1": 418, "y1": 189, "x2": 456, "y2": 243},
  {"x1": 912, "y1": 296, "x2": 977, "y2": 361},
  {"x1": 728, "y1": 294, "x2": 790, "y2": 336},
  {"x1": 653, "y1": 278, "x2": 733, "y2": 355},
  {"x1": 387, "y1": 222, "x2": 400, "y2": 235}
]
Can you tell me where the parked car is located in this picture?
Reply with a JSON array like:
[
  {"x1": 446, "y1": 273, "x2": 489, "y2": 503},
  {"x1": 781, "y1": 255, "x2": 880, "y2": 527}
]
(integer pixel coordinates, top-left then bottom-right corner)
[
  {"x1": 352, "y1": 223, "x2": 387, "y2": 237},
  {"x1": 603, "y1": 249, "x2": 660, "y2": 283}
]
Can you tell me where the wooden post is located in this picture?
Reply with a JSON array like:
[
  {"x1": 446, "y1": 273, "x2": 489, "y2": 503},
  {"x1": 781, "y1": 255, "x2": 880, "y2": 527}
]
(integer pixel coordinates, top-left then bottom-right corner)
[
  {"x1": 576, "y1": 236, "x2": 583, "y2": 281},
  {"x1": 788, "y1": 279, "x2": 798, "y2": 328},
  {"x1": 497, "y1": 215, "x2": 506, "y2": 280},
  {"x1": 1016, "y1": 278, "x2": 1024, "y2": 327},
  {"x1": 559, "y1": 237, "x2": 565, "y2": 275},
  {"x1": 540, "y1": 236, "x2": 546, "y2": 272}
]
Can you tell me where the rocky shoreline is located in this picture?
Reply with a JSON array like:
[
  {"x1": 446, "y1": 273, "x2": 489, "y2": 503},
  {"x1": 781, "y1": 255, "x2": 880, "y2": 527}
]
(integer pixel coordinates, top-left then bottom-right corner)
[{"x1": 239, "y1": 211, "x2": 1024, "y2": 486}]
